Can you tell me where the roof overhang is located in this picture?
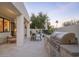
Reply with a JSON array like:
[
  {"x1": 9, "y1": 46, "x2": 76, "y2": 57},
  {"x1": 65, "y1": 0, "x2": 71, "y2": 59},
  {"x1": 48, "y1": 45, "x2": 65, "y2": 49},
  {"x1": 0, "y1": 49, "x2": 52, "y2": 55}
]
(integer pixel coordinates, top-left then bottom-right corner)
[{"x1": 0, "y1": 2, "x2": 21, "y2": 19}]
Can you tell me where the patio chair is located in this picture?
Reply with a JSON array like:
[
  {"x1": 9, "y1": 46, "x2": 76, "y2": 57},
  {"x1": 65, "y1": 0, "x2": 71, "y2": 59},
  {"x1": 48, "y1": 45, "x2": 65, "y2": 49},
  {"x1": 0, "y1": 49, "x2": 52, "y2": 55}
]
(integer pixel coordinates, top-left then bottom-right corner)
[
  {"x1": 7, "y1": 35, "x2": 16, "y2": 43},
  {"x1": 31, "y1": 33, "x2": 36, "y2": 41}
]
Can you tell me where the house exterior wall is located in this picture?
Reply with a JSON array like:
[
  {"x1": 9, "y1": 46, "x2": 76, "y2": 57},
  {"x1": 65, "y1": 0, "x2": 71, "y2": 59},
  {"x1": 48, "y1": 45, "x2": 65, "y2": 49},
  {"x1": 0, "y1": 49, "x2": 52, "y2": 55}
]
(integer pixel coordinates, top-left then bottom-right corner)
[
  {"x1": 0, "y1": 17, "x2": 12, "y2": 44},
  {"x1": 0, "y1": 2, "x2": 30, "y2": 44},
  {"x1": 12, "y1": 2, "x2": 30, "y2": 39},
  {"x1": 56, "y1": 24, "x2": 79, "y2": 43}
]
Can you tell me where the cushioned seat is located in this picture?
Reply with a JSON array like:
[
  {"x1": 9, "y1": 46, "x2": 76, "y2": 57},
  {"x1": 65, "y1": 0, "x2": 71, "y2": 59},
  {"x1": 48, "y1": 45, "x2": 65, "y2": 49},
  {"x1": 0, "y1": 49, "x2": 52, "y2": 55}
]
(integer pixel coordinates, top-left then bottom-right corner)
[{"x1": 7, "y1": 36, "x2": 16, "y2": 43}]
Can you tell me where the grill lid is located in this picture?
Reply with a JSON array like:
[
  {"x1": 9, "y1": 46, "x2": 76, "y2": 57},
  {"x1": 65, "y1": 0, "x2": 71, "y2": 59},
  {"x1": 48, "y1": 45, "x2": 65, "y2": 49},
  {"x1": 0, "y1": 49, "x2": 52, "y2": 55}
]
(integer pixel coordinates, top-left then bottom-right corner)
[{"x1": 51, "y1": 32, "x2": 76, "y2": 44}]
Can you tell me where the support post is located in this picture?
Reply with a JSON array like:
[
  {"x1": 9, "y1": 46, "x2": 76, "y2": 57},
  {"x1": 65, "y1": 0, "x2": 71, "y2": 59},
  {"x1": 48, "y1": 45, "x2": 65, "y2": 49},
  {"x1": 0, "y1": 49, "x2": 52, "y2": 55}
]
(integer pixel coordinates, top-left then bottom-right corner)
[{"x1": 16, "y1": 15, "x2": 24, "y2": 47}]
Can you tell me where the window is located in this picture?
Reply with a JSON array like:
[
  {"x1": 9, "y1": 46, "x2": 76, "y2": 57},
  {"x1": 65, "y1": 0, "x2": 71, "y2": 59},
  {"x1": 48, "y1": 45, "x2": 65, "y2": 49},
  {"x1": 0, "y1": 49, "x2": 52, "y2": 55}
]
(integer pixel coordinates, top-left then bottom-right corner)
[
  {"x1": 0, "y1": 18, "x2": 3, "y2": 32},
  {"x1": 0, "y1": 17, "x2": 10, "y2": 32},
  {"x1": 4, "y1": 19, "x2": 10, "y2": 32}
]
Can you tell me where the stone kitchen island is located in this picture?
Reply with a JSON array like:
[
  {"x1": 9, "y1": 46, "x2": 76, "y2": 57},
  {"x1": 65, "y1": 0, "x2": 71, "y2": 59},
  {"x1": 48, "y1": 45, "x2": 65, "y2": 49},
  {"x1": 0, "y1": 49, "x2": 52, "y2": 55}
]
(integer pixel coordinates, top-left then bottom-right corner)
[{"x1": 44, "y1": 32, "x2": 79, "y2": 57}]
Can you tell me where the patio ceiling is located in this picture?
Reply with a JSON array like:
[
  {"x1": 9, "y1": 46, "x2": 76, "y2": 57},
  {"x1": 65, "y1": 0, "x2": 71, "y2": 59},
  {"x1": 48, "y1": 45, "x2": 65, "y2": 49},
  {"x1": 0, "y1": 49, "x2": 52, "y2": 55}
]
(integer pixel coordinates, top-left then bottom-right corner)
[{"x1": 0, "y1": 2, "x2": 21, "y2": 19}]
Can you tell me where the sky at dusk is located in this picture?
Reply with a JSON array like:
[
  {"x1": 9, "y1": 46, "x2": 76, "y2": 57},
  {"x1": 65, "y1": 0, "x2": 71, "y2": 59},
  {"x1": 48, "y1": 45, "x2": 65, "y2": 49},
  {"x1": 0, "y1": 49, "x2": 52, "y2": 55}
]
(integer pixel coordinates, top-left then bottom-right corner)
[{"x1": 24, "y1": 2, "x2": 79, "y2": 27}]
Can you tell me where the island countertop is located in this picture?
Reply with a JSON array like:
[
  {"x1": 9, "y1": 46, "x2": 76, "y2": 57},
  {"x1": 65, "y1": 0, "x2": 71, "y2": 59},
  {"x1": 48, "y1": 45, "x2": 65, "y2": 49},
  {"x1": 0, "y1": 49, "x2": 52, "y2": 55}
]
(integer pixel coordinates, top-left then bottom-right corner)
[{"x1": 60, "y1": 44, "x2": 79, "y2": 56}]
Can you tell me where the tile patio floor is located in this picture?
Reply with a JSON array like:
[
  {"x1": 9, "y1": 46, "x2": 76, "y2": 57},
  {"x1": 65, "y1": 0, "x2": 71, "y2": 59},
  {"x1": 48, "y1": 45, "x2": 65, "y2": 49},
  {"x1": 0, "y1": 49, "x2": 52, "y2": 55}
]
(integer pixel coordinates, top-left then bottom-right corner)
[{"x1": 0, "y1": 39, "x2": 49, "y2": 57}]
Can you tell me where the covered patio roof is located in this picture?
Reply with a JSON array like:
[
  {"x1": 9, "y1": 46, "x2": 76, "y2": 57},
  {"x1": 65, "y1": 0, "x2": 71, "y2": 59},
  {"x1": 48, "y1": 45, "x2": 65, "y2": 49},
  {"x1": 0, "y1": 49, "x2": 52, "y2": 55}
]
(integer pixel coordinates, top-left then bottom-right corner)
[{"x1": 0, "y1": 2, "x2": 21, "y2": 19}]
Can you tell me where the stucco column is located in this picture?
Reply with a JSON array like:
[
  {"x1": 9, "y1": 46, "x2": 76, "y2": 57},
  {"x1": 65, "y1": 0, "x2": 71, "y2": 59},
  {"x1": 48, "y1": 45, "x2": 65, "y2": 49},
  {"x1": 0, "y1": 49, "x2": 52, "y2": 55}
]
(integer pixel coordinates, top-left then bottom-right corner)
[
  {"x1": 27, "y1": 23, "x2": 30, "y2": 39},
  {"x1": 16, "y1": 15, "x2": 24, "y2": 47}
]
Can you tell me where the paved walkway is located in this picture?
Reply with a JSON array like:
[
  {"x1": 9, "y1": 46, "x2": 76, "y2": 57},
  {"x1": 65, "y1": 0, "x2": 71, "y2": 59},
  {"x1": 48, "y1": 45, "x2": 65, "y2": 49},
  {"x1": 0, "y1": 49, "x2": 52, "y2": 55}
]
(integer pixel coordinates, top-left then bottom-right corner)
[{"x1": 0, "y1": 39, "x2": 49, "y2": 57}]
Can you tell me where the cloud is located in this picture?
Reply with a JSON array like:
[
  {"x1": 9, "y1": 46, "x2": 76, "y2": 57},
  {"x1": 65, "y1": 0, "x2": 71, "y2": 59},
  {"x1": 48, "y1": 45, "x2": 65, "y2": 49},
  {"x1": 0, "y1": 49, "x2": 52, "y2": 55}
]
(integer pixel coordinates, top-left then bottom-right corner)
[
  {"x1": 51, "y1": 3, "x2": 76, "y2": 13},
  {"x1": 48, "y1": 3, "x2": 78, "y2": 27}
]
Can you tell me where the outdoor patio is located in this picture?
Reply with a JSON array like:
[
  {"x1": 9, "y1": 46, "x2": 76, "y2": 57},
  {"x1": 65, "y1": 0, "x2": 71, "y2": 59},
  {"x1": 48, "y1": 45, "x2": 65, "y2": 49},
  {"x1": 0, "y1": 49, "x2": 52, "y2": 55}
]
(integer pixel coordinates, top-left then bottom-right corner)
[{"x1": 0, "y1": 39, "x2": 49, "y2": 57}]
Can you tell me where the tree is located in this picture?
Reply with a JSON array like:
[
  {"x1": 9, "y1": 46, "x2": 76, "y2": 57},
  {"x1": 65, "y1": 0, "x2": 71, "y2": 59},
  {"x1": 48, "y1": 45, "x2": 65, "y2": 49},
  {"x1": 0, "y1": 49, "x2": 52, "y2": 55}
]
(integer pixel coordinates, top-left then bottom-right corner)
[
  {"x1": 30, "y1": 14, "x2": 37, "y2": 28},
  {"x1": 30, "y1": 12, "x2": 48, "y2": 29}
]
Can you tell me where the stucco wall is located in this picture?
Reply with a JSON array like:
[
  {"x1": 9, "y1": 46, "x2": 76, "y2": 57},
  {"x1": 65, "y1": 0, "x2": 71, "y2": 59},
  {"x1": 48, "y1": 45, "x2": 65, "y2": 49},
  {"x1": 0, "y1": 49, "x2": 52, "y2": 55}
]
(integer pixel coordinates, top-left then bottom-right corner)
[{"x1": 56, "y1": 24, "x2": 79, "y2": 43}]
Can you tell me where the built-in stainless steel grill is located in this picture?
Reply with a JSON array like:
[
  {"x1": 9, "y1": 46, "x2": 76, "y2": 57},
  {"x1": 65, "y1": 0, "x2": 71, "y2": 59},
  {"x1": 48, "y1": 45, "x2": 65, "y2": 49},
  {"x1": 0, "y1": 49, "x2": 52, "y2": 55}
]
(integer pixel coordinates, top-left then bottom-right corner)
[
  {"x1": 46, "y1": 32, "x2": 78, "y2": 56},
  {"x1": 50, "y1": 32, "x2": 77, "y2": 44}
]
